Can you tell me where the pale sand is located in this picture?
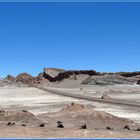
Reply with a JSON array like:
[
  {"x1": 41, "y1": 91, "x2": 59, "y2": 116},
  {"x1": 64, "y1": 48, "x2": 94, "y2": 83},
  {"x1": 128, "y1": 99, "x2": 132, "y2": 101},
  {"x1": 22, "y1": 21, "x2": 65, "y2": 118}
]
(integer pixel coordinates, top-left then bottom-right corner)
[{"x1": 0, "y1": 127, "x2": 140, "y2": 138}]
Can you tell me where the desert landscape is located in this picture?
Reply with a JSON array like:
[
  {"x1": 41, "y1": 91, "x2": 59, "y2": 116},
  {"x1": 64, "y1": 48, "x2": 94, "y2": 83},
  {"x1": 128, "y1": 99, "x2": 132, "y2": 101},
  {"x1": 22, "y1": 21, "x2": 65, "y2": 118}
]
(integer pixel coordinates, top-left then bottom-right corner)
[
  {"x1": 0, "y1": 68, "x2": 140, "y2": 138},
  {"x1": 1, "y1": 0, "x2": 140, "y2": 138}
]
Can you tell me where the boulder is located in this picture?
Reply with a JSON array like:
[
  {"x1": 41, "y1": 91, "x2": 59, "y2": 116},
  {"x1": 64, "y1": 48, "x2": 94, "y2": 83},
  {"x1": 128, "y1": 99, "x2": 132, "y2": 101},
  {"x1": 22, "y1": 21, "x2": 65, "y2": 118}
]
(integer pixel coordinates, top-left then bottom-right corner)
[
  {"x1": 39, "y1": 123, "x2": 45, "y2": 127},
  {"x1": 80, "y1": 124, "x2": 87, "y2": 129},
  {"x1": 124, "y1": 125, "x2": 130, "y2": 130},
  {"x1": 137, "y1": 80, "x2": 140, "y2": 85},
  {"x1": 101, "y1": 92, "x2": 111, "y2": 100},
  {"x1": 57, "y1": 121, "x2": 64, "y2": 128}
]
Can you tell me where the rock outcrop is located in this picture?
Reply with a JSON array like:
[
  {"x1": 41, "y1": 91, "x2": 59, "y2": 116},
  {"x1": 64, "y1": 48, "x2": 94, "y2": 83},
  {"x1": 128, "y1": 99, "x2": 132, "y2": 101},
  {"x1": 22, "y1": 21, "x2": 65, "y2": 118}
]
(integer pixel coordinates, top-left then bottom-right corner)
[
  {"x1": 61, "y1": 102, "x2": 85, "y2": 112},
  {"x1": 43, "y1": 68, "x2": 98, "y2": 82},
  {"x1": 116, "y1": 71, "x2": 140, "y2": 77},
  {"x1": 15, "y1": 73, "x2": 35, "y2": 85},
  {"x1": 42, "y1": 68, "x2": 140, "y2": 84},
  {"x1": 81, "y1": 74, "x2": 137, "y2": 85},
  {"x1": 39, "y1": 103, "x2": 134, "y2": 130},
  {"x1": 44, "y1": 68, "x2": 66, "y2": 78},
  {"x1": 6, "y1": 75, "x2": 15, "y2": 81},
  {"x1": 101, "y1": 92, "x2": 111, "y2": 99},
  {"x1": 4, "y1": 68, "x2": 140, "y2": 86},
  {"x1": 137, "y1": 80, "x2": 140, "y2": 85}
]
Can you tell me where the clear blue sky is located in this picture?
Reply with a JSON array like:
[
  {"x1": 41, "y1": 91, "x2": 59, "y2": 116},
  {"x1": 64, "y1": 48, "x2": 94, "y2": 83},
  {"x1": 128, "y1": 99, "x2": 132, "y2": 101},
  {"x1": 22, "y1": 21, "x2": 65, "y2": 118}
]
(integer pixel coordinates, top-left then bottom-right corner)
[{"x1": 0, "y1": 2, "x2": 140, "y2": 77}]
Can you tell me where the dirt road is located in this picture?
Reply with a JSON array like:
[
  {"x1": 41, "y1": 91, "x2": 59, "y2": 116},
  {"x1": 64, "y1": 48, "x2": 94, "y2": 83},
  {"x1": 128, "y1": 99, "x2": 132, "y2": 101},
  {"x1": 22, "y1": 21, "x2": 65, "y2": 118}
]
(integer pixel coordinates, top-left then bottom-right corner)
[{"x1": 37, "y1": 86, "x2": 140, "y2": 108}]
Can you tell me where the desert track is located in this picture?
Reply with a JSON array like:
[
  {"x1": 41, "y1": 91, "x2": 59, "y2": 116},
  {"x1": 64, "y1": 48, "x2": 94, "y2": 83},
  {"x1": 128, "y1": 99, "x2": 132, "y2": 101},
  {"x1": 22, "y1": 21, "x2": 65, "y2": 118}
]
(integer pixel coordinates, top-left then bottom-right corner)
[{"x1": 36, "y1": 86, "x2": 140, "y2": 108}]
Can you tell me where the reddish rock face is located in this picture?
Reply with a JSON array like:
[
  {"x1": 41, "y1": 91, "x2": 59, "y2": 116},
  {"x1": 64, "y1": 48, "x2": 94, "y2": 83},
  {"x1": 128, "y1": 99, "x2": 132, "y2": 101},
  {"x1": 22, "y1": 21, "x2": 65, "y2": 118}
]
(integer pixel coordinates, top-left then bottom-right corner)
[
  {"x1": 15, "y1": 73, "x2": 35, "y2": 85},
  {"x1": 6, "y1": 75, "x2": 15, "y2": 81}
]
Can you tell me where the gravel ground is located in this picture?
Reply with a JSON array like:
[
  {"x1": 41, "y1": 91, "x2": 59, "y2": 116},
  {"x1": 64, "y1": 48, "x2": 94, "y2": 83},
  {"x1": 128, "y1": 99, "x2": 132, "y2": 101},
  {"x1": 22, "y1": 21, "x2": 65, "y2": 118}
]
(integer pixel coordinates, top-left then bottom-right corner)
[
  {"x1": 1, "y1": 84, "x2": 140, "y2": 137},
  {"x1": 46, "y1": 85, "x2": 140, "y2": 123},
  {"x1": 0, "y1": 127, "x2": 140, "y2": 138},
  {"x1": 0, "y1": 86, "x2": 84, "y2": 115}
]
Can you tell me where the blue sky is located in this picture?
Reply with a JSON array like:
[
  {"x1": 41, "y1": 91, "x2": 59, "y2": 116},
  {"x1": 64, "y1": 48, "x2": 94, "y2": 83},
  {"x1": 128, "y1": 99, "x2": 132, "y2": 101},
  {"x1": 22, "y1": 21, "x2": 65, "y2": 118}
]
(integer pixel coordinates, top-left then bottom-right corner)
[{"x1": 0, "y1": 2, "x2": 140, "y2": 77}]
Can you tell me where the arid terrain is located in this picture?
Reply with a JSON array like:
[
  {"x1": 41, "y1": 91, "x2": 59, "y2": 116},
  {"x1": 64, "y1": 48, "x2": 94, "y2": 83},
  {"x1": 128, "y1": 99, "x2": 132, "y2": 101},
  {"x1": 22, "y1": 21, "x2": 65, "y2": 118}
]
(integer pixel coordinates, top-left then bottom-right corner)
[{"x1": 1, "y1": 68, "x2": 140, "y2": 138}]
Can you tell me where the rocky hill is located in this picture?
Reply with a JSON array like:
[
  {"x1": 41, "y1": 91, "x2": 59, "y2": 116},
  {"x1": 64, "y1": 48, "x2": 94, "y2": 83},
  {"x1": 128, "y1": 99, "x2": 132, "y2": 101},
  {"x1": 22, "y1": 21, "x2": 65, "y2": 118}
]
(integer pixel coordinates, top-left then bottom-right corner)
[
  {"x1": 43, "y1": 68, "x2": 99, "y2": 82},
  {"x1": 0, "y1": 109, "x2": 44, "y2": 126},
  {"x1": 4, "y1": 68, "x2": 140, "y2": 86},
  {"x1": 81, "y1": 74, "x2": 139, "y2": 85},
  {"x1": 39, "y1": 103, "x2": 136, "y2": 130},
  {"x1": 6, "y1": 75, "x2": 15, "y2": 81}
]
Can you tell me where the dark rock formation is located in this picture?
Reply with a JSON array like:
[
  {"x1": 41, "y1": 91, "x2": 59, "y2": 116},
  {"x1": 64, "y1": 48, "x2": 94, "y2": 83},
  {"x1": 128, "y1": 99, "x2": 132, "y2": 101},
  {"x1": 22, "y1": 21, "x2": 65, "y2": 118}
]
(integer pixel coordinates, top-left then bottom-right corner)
[
  {"x1": 43, "y1": 68, "x2": 98, "y2": 82},
  {"x1": 136, "y1": 128, "x2": 140, "y2": 131},
  {"x1": 7, "y1": 122, "x2": 15, "y2": 126},
  {"x1": 81, "y1": 74, "x2": 136, "y2": 85},
  {"x1": 39, "y1": 123, "x2": 45, "y2": 127},
  {"x1": 22, "y1": 123, "x2": 26, "y2": 126},
  {"x1": 44, "y1": 68, "x2": 66, "y2": 78},
  {"x1": 22, "y1": 110, "x2": 28, "y2": 112},
  {"x1": 106, "y1": 126, "x2": 113, "y2": 130},
  {"x1": 124, "y1": 125, "x2": 130, "y2": 130},
  {"x1": 116, "y1": 71, "x2": 140, "y2": 77},
  {"x1": 7, "y1": 68, "x2": 140, "y2": 85},
  {"x1": 6, "y1": 75, "x2": 15, "y2": 81},
  {"x1": 57, "y1": 121, "x2": 64, "y2": 128},
  {"x1": 137, "y1": 80, "x2": 140, "y2": 85},
  {"x1": 35, "y1": 73, "x2": 43, "y2": 82},
  {"x1": 80, "y1": 124, "x2": 87, "y2": 129},
  {"x1": 101, "y1": 93, "x2": 111, "y2": 100}
]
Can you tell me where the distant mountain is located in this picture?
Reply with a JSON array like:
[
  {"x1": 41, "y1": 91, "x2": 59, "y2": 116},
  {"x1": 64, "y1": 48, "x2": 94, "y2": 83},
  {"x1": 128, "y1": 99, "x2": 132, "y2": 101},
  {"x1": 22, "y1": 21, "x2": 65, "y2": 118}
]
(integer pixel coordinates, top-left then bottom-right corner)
[{"x1": 4, "y1": 68, "x2": 140, "y2": 86}]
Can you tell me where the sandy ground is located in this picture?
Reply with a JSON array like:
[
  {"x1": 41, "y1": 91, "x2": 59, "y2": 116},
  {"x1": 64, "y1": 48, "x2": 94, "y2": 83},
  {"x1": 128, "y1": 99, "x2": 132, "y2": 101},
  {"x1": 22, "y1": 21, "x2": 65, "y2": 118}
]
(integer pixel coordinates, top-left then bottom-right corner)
[
  {"x1": 1, "y1": 85, "x2": 140, "y2": 123},
  {"x1": 0, "y1": 86, "x2": 86, "y2": 115},
  {"x1": 46, "y1": 85, "x2": 140, "y2": 123},
  {"x1": 1, "y1": 84, "x2": 140, "y2": 137},
  {"x1": 0, "y1": 127, "x2": 140, "y2": 138}
]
